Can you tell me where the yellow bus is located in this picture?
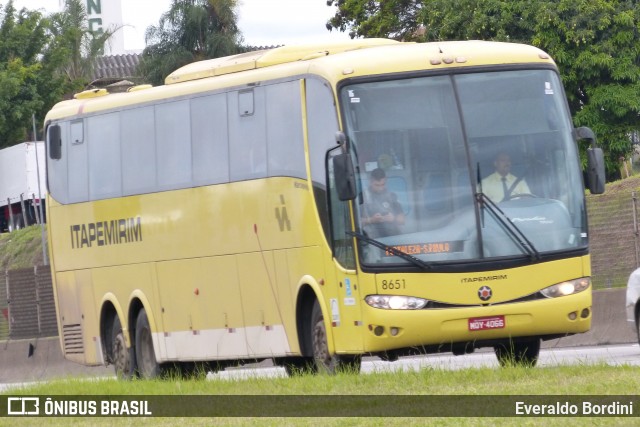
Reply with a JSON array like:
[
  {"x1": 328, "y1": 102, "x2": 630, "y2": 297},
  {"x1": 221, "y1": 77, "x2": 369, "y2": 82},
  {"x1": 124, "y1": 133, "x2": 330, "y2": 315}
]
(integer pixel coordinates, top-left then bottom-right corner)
[{"x1": 45, "y1": 39, "x2": 605, "y2": 378}]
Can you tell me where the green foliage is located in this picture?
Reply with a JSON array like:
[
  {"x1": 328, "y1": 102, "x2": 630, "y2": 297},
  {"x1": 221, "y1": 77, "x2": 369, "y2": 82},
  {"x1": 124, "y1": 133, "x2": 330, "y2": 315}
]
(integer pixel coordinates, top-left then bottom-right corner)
[
  {"x1": 327, "y1": 0, "x2": 640, "y2": 181},
  {"x1": 0, "y1": 0, "x2": 118, "y2": 148},
  {"x1": 46, "y1": 0, "x2": 119, "y2": 87},
  {"x1": 0, "y1": 1, "x2": 48, "y2": 146},
  {"x1": 327, "y1": 0, "x2": 423, "y2": 40},
  {"x1": 4, "y1": 365, "x2": 640, "y2": 425},
  {"x1": 529, "y1": 0, "x2": 640, "y2": 179},
  {"x1": 138, "y1": 0, "x2": 244, "y2": 86},
  {"x1": 0, "y1": 224, "x2": 46, "y2": 270}
]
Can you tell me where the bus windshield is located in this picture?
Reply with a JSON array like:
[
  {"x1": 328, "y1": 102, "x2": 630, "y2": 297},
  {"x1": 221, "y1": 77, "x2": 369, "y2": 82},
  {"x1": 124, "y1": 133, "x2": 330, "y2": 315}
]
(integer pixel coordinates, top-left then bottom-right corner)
[{"x1": 339, "y1": 69, "x2": 586, "y2": 267}]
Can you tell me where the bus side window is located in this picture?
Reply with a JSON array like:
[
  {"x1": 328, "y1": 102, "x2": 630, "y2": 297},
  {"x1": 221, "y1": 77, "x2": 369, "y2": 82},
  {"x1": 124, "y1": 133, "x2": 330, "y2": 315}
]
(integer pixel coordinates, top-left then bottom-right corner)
[
  {"x1": 229, "y1": 88, "x2": 267, "y2": 181},
  {"x1": 48, "y1": 124, "x2": 62, "y2": 160},
  {"x1": 239, "y1": 90, "x2": 254, "y2": 116},
  {"x1": 47, "y1": 122, "x2": 70, "y2": 204}
]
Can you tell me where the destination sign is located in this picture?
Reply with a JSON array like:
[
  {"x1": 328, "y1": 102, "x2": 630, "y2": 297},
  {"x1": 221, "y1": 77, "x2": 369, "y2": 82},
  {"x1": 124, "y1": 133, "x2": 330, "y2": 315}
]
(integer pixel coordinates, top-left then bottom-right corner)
[{"x1": 384, "y1": 241, "x2": 464, "y2": 257}]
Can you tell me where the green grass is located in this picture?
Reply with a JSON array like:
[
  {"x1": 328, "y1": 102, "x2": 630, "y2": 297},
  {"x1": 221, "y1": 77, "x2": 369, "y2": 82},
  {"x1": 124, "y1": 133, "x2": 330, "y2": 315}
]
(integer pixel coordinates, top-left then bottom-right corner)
[
  {"x1": 3, "y1": 364, "x2": 640, "y2": 426},
  {"x1": 0, "y1": 225, "x2": 46, "y2": 270}
]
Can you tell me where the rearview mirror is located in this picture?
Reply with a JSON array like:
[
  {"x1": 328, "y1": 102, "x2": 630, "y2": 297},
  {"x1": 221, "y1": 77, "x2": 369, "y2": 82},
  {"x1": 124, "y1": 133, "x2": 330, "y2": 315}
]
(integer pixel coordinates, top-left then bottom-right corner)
[
  {"x1": 333, "y1": 153, "x2": 357, "y2": 201},
  {"x1": 586, "y1": 147, "x2": 605, "y2": 194},
  {"x1": 576, "y1": 127, "x2": 605, "y2": 194}
]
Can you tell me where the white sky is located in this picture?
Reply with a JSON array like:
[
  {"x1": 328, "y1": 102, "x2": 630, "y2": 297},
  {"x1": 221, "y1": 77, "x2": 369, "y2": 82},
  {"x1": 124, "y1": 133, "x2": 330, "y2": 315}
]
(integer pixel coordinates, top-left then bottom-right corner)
[{"x1": 11, "y1": 0, "x2": 351, "y2": 51}]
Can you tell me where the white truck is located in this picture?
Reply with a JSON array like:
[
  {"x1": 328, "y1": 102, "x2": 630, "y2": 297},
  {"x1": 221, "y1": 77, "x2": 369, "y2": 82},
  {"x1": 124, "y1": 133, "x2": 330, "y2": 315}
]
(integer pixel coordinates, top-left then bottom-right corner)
[{"x1": 0, "y1": 142, "x2": 46, "y2": 232}]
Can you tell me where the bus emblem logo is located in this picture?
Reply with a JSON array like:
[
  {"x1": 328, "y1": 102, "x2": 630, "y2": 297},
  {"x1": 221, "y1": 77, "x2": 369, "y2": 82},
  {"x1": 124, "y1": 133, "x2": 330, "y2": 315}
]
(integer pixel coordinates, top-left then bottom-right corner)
[
  {"x1": 275, "y1": 195, "x2": 291, "y2": 231},
  {"x1": 478, "y1": 286, "x2": 492, "y2": 301}
]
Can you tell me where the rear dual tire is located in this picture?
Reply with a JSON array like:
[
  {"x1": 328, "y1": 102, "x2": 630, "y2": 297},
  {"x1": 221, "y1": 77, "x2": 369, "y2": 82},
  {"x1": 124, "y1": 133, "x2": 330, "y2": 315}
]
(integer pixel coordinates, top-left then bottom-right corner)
[
  {"x1": 112, "y1": 316, "x2": 136, "y2": 379},
  {"x1": 135, "y1": 309, "x2": 162, "y2": 378},
  {"x1": 111, "y1": 309, "x2": 166, "y2": 379},
  {"x1": 113, "y1": 300, "x2": 362, "y2": 379}
]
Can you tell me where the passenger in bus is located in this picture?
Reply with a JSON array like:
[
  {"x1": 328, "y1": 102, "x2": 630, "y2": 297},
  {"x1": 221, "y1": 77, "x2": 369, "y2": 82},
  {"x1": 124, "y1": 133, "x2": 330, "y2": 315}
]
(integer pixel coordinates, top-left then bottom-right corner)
[
  {"x1": 481, "y1": 152, "x2": 531, "y2": 202},
  {"x1": 361, "y1": 168, "x2": 405, "y2": 237}
]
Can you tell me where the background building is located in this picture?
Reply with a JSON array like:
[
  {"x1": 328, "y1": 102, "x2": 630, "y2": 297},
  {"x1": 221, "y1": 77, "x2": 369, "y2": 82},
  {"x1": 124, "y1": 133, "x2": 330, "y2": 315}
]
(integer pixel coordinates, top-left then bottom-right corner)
[
  {"x1": 85, "y1": 0, "x2": 125, "y2": 55},
  {"x1": 19, "y1": 0, "x2": 129, "y2": 54}
]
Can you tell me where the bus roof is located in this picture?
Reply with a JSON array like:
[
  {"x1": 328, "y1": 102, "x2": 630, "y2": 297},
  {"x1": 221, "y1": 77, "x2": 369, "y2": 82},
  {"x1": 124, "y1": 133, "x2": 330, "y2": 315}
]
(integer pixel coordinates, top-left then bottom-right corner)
[
  {"x1": 46, "y1": 39, "x2": 555, "y2": 121},
  {"x1": 164, "y1": 38, "x2": 399, "y2": 84}
]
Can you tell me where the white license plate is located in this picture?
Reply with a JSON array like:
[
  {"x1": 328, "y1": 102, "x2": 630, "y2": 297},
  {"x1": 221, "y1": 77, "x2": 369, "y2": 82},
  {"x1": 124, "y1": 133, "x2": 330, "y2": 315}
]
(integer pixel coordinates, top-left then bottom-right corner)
[{"x1": 468, "y1": 315, "x2": 505, "y2": 331}]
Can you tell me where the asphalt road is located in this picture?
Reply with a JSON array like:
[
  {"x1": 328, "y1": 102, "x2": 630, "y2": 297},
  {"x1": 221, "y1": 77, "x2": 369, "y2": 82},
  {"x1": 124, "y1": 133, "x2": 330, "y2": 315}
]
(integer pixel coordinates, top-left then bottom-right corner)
[
  {"x1": 210, "y1": 343, "x2": 640, "y2": 381},
  {"x1": 2, "y1": 343, "x2": 639, "y2": 391}
]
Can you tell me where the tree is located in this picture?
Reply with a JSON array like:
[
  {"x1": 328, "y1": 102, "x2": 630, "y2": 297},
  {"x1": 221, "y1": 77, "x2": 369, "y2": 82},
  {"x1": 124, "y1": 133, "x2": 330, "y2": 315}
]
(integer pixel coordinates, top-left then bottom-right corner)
[
  {"x1": 45, "y1": 0, "x2": 119, "y2": 91},
  {"x1": 138, "y1": 0, "x2": 244, "y2": 86},
  {"x1": 531, "y1": 0, "x2": 640, "y2": 179},
  {"x1": 0, "y1": 0, "x2": 119, "y2": 148},
  {"x1": 327, "y1": 0, "x2": 640, "y2": 180},
  {"x1": 0, "y1": 1, "x2": 49, "y2": 147},
  {"x1": 327, "y1": 0, "x2": 423, "y2": 40}
]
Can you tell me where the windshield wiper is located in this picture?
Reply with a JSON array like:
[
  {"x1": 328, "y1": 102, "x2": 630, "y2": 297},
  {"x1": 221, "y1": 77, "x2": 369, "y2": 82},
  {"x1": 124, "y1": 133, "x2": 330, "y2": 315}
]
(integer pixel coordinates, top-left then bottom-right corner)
[
  {"x1": 347, "y1": 230, "x2": 433, "y2": 271},
  {"x1": 475, "y1": 192, "x2": 541, "y2": 261}
]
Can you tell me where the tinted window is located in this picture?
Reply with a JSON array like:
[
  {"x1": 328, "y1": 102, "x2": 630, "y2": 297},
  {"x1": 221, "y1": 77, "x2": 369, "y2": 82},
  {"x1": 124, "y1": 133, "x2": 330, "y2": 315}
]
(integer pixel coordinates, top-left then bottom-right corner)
[
  {"x1": 191, "y1": 94, "x2": 230, "y2": 185},
  {"x1": 156, "y1": 100, "x2": 192, "y2": 189},
  {"x1": 88, "y1": 112, "x2": 121, "y2": 199},
  {"x1": 122, "y1": 107, "x2": 155, "y2": 195},
  {"x1": 266, "y1": 81, "x2": 305, "y2": 179}
]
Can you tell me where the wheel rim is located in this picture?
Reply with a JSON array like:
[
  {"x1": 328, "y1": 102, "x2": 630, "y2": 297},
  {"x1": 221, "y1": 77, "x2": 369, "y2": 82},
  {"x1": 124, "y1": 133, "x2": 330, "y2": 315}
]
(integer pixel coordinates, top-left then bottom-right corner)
[
  {"x1": 312, "y1": 317, "x2": 331, "y2": 369},
  {"x1": 113, "y1": 332, "x2": 129, "y2": 378}
]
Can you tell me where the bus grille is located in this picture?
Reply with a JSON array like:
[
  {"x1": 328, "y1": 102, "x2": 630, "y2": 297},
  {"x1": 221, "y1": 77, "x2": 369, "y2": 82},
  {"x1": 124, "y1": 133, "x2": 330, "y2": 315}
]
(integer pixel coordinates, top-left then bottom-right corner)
[{"x1": 62, "y1": 324, "x2": 84, "y2": 355}]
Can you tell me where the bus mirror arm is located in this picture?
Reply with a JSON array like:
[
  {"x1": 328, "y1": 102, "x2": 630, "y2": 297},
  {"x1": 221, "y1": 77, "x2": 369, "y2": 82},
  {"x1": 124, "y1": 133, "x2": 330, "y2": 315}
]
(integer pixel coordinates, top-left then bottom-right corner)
[
  {"x1": 576, "y1": 126, "x2": 605, "y2": 195},
  {"x1": 335, "y1": 131, "x2": 348, "y2": 151}
]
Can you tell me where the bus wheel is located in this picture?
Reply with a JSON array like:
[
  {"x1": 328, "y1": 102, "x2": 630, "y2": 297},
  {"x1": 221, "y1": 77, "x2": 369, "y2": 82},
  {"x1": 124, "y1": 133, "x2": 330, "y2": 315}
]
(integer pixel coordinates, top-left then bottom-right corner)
[
  {"x1": 494, "y1": 338, "x2": 540, "y2": 367},
  {"x1": 112, "y1": 316, "x2": 136, "y2": 379},
  {"x1": 135, "y1": 309, "x2": 161, "y2": 379},
  {"x1": 310, "y1": 300, "x2": 361, "y2": 374}
]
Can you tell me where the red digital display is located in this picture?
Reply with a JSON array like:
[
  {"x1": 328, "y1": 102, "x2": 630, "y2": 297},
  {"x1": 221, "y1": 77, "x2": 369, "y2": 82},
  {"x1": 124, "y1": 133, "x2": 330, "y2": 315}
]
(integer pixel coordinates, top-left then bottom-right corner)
[{"x1": 384, "y1": 241, "x2": 463, "y2": 257}]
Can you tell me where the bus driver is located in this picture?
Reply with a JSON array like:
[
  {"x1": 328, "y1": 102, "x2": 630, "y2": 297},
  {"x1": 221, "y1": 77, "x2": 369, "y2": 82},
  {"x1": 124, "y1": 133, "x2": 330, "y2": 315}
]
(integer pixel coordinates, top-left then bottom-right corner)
[
  {"x1": 361, "y1": 168, "x2": 405, "y2": 238},
  {"x1": 481, "y1": 152, "x2": 531, "y2": 202}
]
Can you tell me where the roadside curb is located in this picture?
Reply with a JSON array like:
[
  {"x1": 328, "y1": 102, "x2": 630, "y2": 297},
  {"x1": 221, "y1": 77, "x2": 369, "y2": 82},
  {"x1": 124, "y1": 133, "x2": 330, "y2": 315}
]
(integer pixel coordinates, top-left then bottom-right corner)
[{"x1": 0, "y1": 337, "x2": 112, "y2": 384}]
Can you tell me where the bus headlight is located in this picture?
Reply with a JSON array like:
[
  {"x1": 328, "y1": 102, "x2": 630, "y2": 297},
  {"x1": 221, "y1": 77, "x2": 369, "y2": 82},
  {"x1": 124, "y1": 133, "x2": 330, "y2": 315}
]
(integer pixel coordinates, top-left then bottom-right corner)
[
  {"x1": 540, "y1": 278, "x2": 590, "y2": 298},
  {"x1": 365, "y1": 295, "x2": 428, "y2": 310}
]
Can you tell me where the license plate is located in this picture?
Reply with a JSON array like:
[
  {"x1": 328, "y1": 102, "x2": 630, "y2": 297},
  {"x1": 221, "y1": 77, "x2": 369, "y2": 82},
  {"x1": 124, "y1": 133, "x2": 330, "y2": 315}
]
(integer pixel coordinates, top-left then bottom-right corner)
[{"x1": 468, "y1": 315, "x2": 505, "y2": 331}]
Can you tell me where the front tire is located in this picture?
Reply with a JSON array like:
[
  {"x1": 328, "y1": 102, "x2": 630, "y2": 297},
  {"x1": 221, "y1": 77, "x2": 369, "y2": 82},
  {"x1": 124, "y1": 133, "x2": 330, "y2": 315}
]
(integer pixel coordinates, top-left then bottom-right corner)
[
  {"x1": 494, "y1": 338, "x2": 540, "y2": 367},
  {"x1": 135, "y1": 309, "x2": 161, "y2": 379},
  {"x1": 310, "y1": 300, "x2": 361, "y2": 374}
]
